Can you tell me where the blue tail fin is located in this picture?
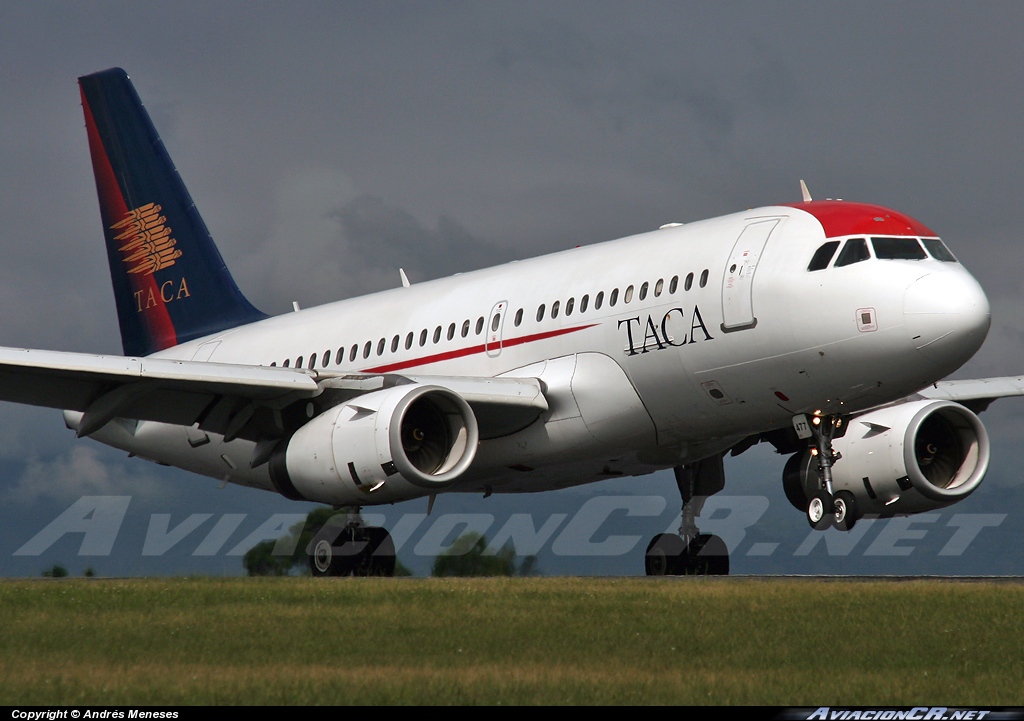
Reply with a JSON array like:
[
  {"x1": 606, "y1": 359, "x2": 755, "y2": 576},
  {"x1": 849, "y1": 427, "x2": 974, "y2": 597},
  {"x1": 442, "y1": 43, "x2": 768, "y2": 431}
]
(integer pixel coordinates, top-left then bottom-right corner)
[{"x1": 78, "y1": 68, "x2": 265, "y2": 357}]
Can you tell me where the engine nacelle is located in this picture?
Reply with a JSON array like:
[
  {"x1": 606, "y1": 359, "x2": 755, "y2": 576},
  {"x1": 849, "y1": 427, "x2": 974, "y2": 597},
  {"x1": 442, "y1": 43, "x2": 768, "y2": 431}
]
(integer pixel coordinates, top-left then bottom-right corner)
[
  {"x1": 268, "y1": 384, "x2": 479, "y2": 505},
  {"x1": 783, "y1": 399, "x2": 990, "y2": 517}
]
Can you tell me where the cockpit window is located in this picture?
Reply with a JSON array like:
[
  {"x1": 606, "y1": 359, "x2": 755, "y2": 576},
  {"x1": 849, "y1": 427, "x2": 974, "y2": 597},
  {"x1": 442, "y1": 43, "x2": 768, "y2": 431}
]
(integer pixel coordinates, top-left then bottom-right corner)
[
  {"x1": 872, "y1": 236, "x2": 926, "y2": 260},
  {"x1": 807, "y1": 241, "x2": 840, "y2": 271},
  {"x1": 922, "y1": 238, "x2": 958, "y2": 262},
  {"x1": 834, "y1": 238, "x2": 870, "y2": 267}
]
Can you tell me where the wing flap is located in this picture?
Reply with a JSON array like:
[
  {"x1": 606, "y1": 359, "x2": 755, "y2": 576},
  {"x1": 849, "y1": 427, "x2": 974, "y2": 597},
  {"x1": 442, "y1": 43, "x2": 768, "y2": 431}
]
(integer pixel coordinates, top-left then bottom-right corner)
[
  {"x1": 0, "y1": 347, "x2": 320, "y2": 431},
  {"x1": 0, "y1": 347, "x2": 547, "y2": 442}
]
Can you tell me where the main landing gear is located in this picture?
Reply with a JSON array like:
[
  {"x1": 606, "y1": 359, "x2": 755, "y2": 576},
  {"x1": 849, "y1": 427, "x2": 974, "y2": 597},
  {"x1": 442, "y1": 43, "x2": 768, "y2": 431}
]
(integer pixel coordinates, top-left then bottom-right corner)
[
  {"x1": 308, "y1": 507, "x2": 396, "y2": 577},
  {"x1": 645, "y1": 457, "x2": 730, "y2": 576},
  {"x1": 803, "y1": 414, "x2": 858, "y2": 532}
]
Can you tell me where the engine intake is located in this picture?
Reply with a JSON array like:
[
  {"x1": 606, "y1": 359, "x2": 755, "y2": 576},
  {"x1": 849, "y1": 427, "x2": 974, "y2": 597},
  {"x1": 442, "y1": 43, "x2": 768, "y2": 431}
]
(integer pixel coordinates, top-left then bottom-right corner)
[{"x1": 269, "y1": 384, "x2": 479, "y2": 505}]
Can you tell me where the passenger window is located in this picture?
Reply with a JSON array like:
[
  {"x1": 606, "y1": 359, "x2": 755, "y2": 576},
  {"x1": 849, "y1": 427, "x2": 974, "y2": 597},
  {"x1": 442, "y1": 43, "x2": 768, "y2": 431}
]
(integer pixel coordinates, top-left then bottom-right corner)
[
  {"x1": 684, "y1": 273, "x2": 693, "y2": 291},
  {"x1": 551, "y1": 301, "x2": 560, "y2": 319},
  {"x1": 475, "y1": 317, "x2": 484, "y2": 335},
  {"x1": 405, "y1": 332, "x2": 413, "y2": 350},
  {"x1": 922, "y1": 238, "x2": 957, "y2": 262},
  {"x1": 363, "y1": 342, "x2": 371, "y2": 359},
  {"x1": 491, "y1": 313, "x2": 501, "y2": 331},
  {"x1": 566, "y1": 297, "x2": 574, "y2": 316},
  {"x1": 835, "y1": 238, "x2": 870, "y2": 267},
  {"x1": 699, "y1": 269, "x2": 709, "y2": 287},
  {"x1": 433, "y1": 326, "x2": 442, "y2": 344},
  {"x1": 595, "y1": 291, "x2": 604, "y2": 309},
  {"x1": 655, "y1": 279, "x2": 664, "y2": 297},
  {"x1": 349, "y1": 345, "x2": 358, "y2": 362},
  {"x1": 323, "y1": 350, "x2": 330, "y2": 367},
  {"x1": 624, "y1": 285, "x2": 634, "y2": 303},
  {"x1": 639, "y1": 282, "x2": 648, "y2": 301},
  {"x1": 670, "y1": 276, "x2": 679, "y2": 294},
  {"x1": 536, "y1": 304, "x2": 545, "y2": 322},
  {"x1": 419, "y1": 329, "x2": 427, "y2": 346},
  {"x1": 391, "y1": 335, "x2": 399, "y2": 352},
  {"x1": 580, "y1": 295, "x2": 589, "y2": 313},
  {"x1": 377, "y1": 338, "x2": 386, "y2": 355},
  {"x1": 462, "y1": 320, "x2": 470, "y2": 338},
  {"x1": 296, "y1": 356, "x2": 303, "y2": 368},
  {"x1": 336, "y1": 348, "x2": 344, "y2": 365},
  {"x1": 308, "y1": 355, "x2": 316, "y2": 370},
  {"x1": 283, "y1": 358, "x2": 290, "y2": 368},
  {"x1": 514, "y1": 308, "x2": 523, "y2": 327},
  {"x1": 610, "y1": 289, "x2": 619, "y2": 306},
  {"x1": 807, "y1": 241, "x2": 841, "y2": 271},
  {"x1": 447, "y1": 323, "x2": 455, "y2": 341},
  {"x1": 872, "y1": 237, "x2": 926, "y2": 260}
]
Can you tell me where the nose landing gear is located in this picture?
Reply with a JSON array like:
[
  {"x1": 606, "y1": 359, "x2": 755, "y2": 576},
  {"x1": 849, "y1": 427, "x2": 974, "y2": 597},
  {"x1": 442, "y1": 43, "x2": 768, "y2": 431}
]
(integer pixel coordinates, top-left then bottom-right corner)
[{"x1": 800, "y1": 414, "x2": 856, "y2": 531}]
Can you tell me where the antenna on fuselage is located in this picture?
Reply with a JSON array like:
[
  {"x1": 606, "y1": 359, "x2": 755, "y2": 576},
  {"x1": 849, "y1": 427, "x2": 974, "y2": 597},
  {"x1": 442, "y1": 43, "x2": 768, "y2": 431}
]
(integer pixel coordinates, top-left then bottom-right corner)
[
  {"x1": 800, "y1": 179, "x2": 812, "y2": 202},
  {"x1": 399, "y1": 268, "x2": 411, "y2": 288}
]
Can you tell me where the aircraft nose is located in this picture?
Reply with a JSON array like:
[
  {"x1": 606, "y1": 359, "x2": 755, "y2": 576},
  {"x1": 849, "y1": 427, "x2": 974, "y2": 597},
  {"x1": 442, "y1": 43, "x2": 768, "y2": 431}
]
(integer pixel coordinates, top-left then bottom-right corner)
[{"x1": 904, "y1": 270, "x2": 990, "y2": 368}]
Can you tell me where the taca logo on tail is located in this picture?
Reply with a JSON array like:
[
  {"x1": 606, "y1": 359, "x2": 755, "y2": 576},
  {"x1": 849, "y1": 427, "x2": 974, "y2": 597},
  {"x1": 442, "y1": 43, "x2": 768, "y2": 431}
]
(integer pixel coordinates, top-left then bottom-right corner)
[{"x1": 79, "y1": 67, "x2": 265, "y2": 357}]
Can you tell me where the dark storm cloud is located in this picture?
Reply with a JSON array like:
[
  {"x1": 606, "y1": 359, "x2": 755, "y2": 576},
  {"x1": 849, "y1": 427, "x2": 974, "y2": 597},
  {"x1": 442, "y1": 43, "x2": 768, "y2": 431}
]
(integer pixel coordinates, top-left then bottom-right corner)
[
  {"x1": 489, "y1": 21, "x2": 742, "y2": 145},
  {"x1": 335, "y1": 194, "x2": 512, "y2": 282}
]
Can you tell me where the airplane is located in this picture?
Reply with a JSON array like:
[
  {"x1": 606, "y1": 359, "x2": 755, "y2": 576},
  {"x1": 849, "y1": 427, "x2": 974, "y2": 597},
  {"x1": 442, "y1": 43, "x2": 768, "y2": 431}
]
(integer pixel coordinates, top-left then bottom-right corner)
[{"x1": 1, "y1": 66, "x2": 1013, "y2": 577}]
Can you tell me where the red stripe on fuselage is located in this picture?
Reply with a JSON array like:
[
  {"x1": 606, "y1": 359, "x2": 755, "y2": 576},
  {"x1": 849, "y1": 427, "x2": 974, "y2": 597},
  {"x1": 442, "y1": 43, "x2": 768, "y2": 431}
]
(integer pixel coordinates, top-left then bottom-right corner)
[
  {"x1": 783, "y1": 200, "x2": 937, "y2": 238},
  {"x1": 361, "y1": 324, "x2": 598, "y2": 374},
  {"x1": 81, "y1": 88, "x2": 177, "y2": 352}
]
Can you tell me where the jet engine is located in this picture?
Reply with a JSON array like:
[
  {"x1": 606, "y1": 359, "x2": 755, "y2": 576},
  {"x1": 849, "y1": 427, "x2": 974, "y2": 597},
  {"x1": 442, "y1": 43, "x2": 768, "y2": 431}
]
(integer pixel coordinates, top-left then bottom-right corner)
[
  {"x1": 269, "y1": 384, "x2": 479, "y2": 505},
  {"x1": 783, "y1": 399, "x2": 990, "y2": 518}
]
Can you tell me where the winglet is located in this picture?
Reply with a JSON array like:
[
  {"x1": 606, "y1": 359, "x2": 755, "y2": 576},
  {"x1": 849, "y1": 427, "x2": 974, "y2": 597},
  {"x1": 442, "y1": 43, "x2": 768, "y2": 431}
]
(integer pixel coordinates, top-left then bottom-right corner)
[{"x1": 800, "y1": 179, "x2": 812, "y2": 203}]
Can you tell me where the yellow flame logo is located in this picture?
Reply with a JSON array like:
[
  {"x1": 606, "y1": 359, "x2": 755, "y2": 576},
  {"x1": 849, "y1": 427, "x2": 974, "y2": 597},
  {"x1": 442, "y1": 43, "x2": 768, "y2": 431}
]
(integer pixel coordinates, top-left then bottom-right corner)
[{"x1": 110, "y1": 202, "x2": 182, "y2": 275}]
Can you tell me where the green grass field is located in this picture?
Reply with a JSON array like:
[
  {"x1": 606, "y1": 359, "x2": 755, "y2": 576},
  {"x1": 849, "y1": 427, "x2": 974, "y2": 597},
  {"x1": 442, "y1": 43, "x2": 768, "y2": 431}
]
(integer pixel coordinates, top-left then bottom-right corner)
[{"x1": 0, "y1": 577, "x2": 1022, "y2": 705}]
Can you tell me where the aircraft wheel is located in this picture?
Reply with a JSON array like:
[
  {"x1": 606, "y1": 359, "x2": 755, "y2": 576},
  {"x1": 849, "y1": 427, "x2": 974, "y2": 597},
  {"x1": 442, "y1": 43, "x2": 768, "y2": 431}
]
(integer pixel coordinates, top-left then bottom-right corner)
[
  {"x1": 356, "y1": 527, "x2": 396, "y2": 577},
  {"x1": 807, "y1": 491, "x2": 834, "y2": 531},
  {"x1": 645, "y1": 533, "x2": 686, "y2": 576},
  {"x1": 686, "y1": 533, "x2": 730, "y2": 576},
  {"x1": 833, "y1": 491, "x2": 858, "y2": 532},
  {"x1": 308, "y1": 524, "x2": 365, "y2": 577}
]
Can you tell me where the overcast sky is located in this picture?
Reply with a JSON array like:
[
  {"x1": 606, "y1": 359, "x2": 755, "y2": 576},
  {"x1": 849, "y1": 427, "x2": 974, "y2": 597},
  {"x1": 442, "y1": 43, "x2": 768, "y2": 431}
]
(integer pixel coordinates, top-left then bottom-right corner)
[{"x1": 2, "y1": 1, "x2": 1024, "y2": 577}]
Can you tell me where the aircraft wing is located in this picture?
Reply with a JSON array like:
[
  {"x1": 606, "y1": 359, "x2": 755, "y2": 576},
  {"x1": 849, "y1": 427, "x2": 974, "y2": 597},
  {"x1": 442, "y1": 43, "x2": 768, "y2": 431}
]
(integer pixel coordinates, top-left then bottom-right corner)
[
  {"x1": 917, "y1": 376, "x2": 1024, "y2": 413},
  {"x1": 0, "y1": 346, "x2": 546, "y2": 442}
]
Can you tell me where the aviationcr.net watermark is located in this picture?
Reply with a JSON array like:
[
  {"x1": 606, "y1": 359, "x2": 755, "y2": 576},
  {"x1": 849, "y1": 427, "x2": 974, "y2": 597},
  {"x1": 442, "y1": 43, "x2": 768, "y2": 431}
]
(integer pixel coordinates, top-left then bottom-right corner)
[{"x1": 9, "y1": 494, "x2": 1008, "y2": 561}]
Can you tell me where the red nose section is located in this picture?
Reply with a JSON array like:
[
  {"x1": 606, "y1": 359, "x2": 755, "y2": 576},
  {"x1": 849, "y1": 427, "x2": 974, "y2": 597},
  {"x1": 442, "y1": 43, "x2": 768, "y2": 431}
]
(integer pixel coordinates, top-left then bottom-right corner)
[{"x1": 783, "y1": 200, "x2": 937, "y2": 238}]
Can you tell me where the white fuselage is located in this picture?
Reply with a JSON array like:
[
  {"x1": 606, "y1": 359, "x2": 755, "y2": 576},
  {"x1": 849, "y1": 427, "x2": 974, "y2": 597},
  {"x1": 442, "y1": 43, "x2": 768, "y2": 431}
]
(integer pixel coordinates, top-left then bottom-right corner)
[{"x1": 82, "y1": 204, "x2": 990, "y2": 503}]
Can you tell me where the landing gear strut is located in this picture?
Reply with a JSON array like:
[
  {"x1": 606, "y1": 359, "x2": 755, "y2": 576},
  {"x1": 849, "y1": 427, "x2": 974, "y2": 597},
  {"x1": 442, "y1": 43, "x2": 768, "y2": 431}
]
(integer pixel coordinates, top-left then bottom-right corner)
[
  {"x1": 645, "y1": 456, "x2": 729, "y2": 576},
  {"x1": 804, "y1": 414, "x2": 851, "y2": 531},
  {"x1": 308, "y1": 507, "x2": 396, "y2": 577}
]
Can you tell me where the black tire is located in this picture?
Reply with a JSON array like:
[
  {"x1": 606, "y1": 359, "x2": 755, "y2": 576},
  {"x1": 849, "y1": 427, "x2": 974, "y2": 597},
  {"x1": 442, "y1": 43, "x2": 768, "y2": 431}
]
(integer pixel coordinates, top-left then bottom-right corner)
[
  {"x1": 686, "y1": 533, "x2": 730, "y2": 576},
  {"x1": 833, "y1": 491, "x2": 858, "y2": 532},
  {"x1": 308, "y1": 524, "x2": 364, "y2": 577},
  {"x1": 807, "y1": 490, "x2": 834, "y2": 531},
  {"x1": 645, "y1": 533, "x2": 686, "y2": 576},
  {"x1": 359, "y1": 527, "x2": 396, "y2": 577},
  {"x1": 782, "y1": 451, "x2": 813, "y2": 511}
]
